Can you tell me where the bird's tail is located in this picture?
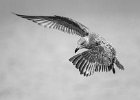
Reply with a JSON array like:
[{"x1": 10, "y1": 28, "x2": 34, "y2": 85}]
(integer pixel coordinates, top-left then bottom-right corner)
[{"x1": 114, "y1": 57, "x2": 124, "y2": 70}]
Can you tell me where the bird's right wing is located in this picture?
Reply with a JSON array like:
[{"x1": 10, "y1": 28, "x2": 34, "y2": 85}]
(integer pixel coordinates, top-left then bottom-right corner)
[
  {"x1": 14, "y1": 13, "x2": 90, "y2": 37},
  {"x1": 69, "y1": 46, "x2": 114, "y2": 76}
]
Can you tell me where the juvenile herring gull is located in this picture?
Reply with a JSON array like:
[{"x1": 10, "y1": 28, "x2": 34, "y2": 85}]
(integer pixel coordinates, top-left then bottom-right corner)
[{"x1": 14, "y1": 13, "x2": 124, "y2": 77}]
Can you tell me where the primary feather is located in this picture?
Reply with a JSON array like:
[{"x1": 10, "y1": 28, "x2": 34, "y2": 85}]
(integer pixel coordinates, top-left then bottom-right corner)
[{"x1": 13, "y1": 13, "x2": 89, "y2": 37}]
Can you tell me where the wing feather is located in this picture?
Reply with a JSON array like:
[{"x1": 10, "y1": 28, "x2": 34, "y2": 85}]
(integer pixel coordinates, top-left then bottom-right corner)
[
  {"x1": 69, "y1": 47, "x2": 115, "y2": 76},
  {"x1": 14, "y1": 13, "x2": 89, "y2": 37}
]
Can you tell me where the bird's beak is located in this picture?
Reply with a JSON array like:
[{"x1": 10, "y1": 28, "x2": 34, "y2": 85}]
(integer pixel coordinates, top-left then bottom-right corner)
[{"x1": 75, "y1": 48, "x2": 79, "y2": 53}]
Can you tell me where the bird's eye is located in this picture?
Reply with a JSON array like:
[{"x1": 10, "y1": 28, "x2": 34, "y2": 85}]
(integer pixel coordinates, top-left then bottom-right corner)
[{"x1": 81, "y1": 42, "x2": 85, "y2": 45}]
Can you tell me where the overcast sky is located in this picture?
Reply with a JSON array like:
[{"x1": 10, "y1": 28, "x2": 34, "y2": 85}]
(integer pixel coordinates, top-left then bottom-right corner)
[{"x1": 0, "y1": 0, "x2": 140, "y2": 100}]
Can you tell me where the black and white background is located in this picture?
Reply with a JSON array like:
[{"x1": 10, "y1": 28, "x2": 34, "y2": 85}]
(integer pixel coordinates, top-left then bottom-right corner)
[{"x1": 0, "y1": 0, "x2": 140, "y2": 100}]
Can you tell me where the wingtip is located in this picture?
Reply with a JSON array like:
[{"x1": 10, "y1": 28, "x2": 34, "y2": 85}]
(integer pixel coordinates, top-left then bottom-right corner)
[
  {"x1": 11, "y1": 12, "x2": 24, "y2": 17},
  {"x1": 11, "y1": 12, "x2": 18, "y2": 16}
]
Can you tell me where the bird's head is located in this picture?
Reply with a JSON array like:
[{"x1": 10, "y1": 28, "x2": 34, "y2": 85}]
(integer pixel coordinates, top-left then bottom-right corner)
[{"x1": 75, "y1": 37, "x2": 88, "y2": 53}]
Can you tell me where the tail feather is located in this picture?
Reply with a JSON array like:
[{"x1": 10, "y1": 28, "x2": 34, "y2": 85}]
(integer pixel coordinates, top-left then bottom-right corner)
[{"x1": 115, "y1": 57, "x2": 124, "y2": 70}]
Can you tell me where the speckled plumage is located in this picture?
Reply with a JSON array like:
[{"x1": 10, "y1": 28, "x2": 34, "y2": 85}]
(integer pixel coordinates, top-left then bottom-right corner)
[{"x1": 14, "y1": 13, "x2": 124, "y2": 77}]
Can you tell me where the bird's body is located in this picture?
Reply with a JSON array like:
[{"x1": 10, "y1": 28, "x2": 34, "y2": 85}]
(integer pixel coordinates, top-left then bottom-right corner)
[
  {"x1": 14, "y1": 13, "x2": 124, "y2": 76},
  {"x1": 70, "y1": 33, "x2": 118, "y2": 76}
]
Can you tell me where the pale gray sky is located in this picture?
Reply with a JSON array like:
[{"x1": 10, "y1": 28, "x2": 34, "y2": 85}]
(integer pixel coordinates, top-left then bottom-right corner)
[{"x1": 0, "y1": 0, "x2": 140, "y2": 100}]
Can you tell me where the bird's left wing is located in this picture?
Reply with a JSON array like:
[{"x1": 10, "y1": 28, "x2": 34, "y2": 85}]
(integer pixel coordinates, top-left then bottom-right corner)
[{"x1": 14, "y1": 13, "x2": 89, "y2": 37}]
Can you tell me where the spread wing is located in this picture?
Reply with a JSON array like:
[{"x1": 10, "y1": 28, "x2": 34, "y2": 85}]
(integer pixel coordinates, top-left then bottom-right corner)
[
  {"x1": 14, "y1": 13, "x2": 89, "y2": 37},
  {"x1": 69, "y1": 46, "x2": 115, "y2": 76}
]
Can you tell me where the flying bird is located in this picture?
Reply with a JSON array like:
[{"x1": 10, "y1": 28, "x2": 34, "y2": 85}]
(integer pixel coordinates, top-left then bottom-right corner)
[{"x1": 14, "y1": 13, "x2": 124, "y2": 77}]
